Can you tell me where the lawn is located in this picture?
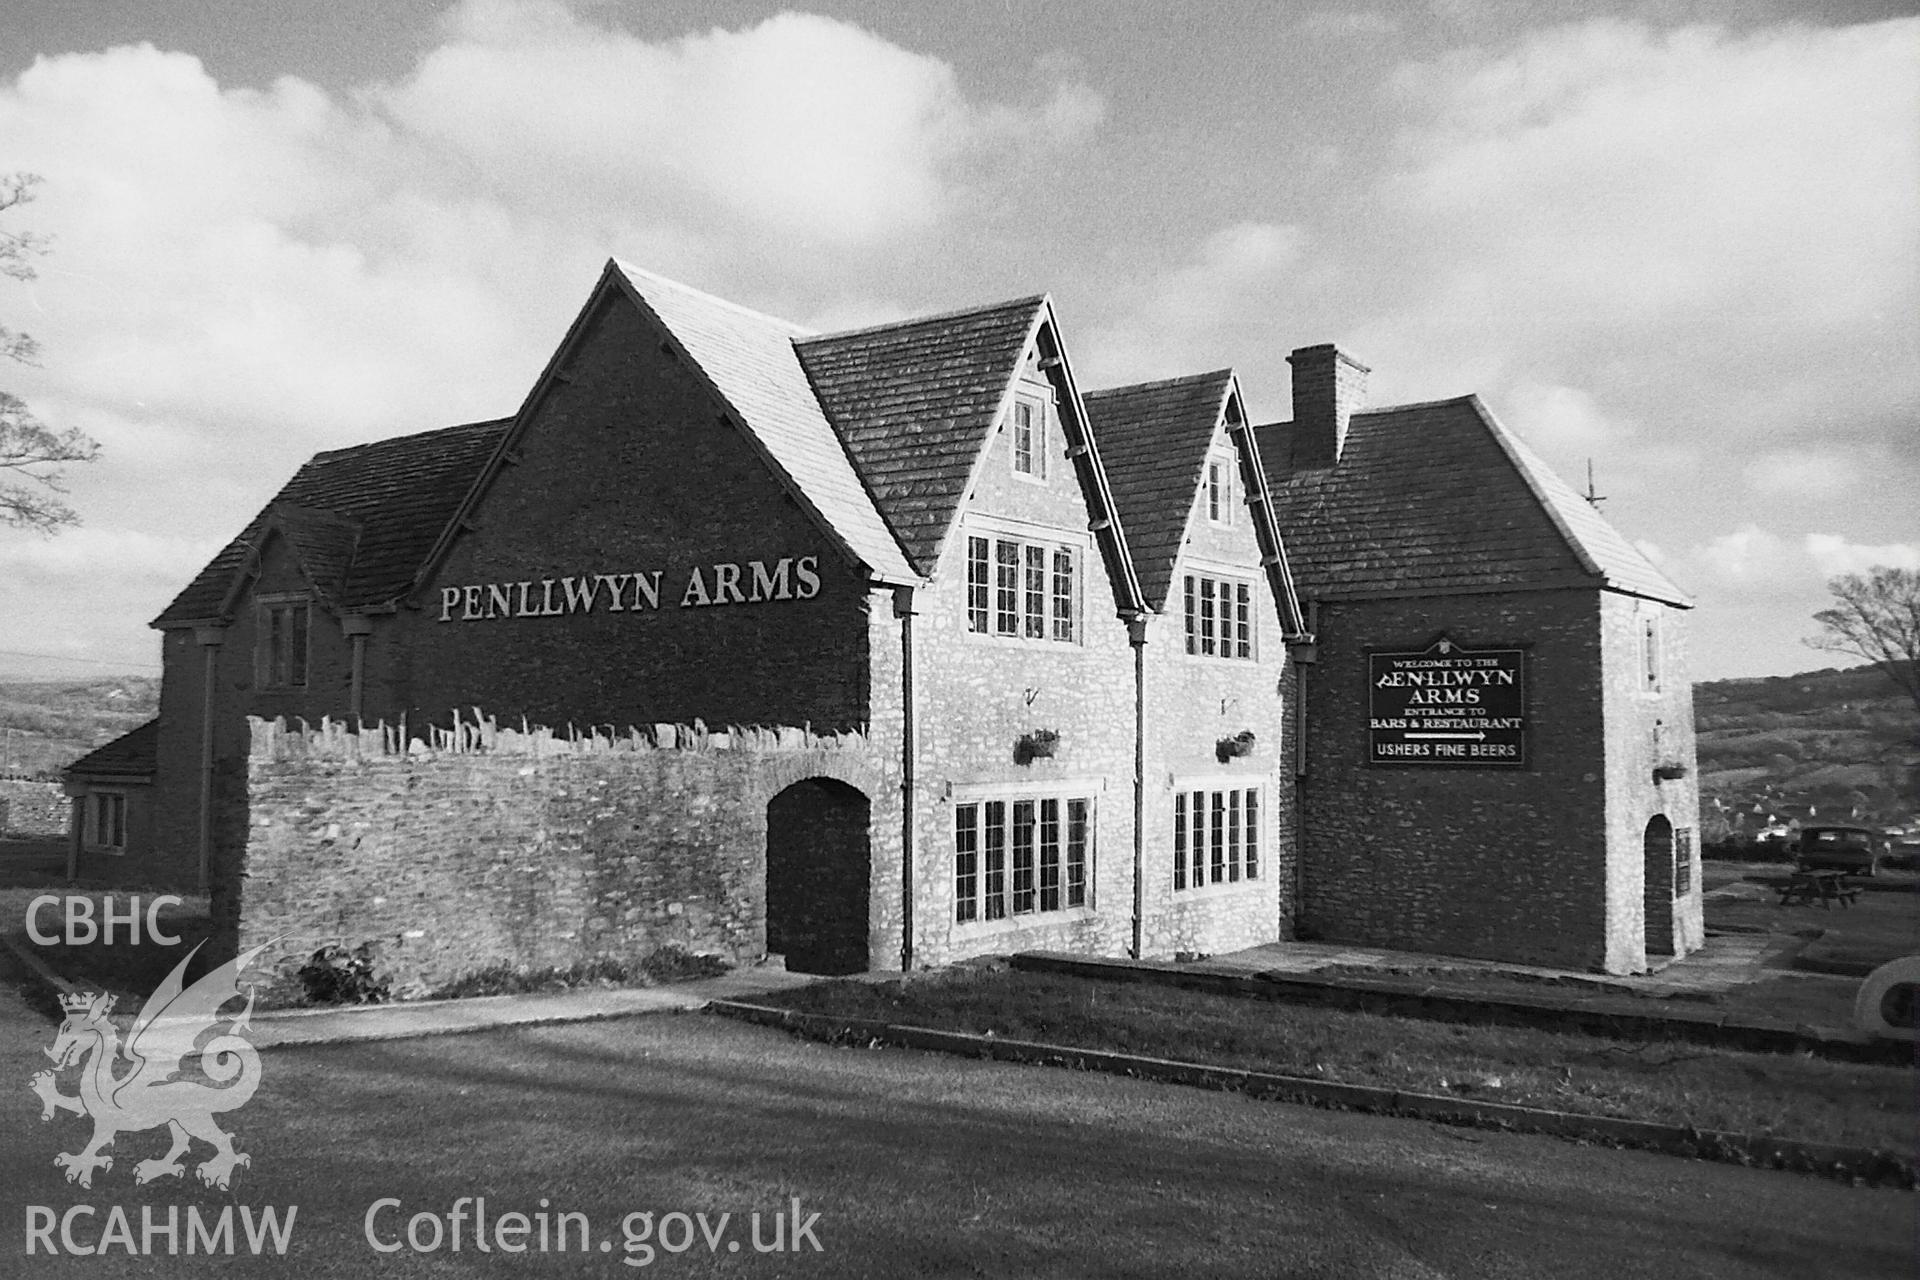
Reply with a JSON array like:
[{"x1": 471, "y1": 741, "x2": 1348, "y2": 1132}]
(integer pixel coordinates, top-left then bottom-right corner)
[{"x1": 761, "y1": 967, "x2": 1915, "y2": 1152}]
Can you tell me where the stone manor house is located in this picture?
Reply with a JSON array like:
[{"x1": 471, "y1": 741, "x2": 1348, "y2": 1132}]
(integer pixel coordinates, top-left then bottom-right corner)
[{"x1": 65, "y1": 261, "x2": 1701, "y2": 987}]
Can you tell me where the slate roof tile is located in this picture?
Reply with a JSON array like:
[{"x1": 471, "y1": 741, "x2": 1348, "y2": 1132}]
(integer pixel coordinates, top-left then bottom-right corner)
[
  {"x1": 64, "y1": 717, "x2": 159, "y2": 780},
  {"x1": 1084, "y1": 371, "x2": 1234, "y2": 611},
  {"x1": 796, "y1": 297, "x2": 1044, "y2": 574},
  {"x1": 1261, "y1": 396, "x2": 1690, "y2": 606},
  {"x1": 152, "y1": 417, "x2": 510, "y2": 626}
]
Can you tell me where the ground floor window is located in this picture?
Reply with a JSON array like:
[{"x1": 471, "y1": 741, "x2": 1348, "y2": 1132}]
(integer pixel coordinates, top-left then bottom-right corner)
[
  {"x1": 1174, "y1": 786, "x2": 1259, "y2": 890},
  {"x1": 1674, "y1": 826, "x2": 1694, "y2": 896},
  {"x1": 955, "y1": 795, "x2": 1092, "y2": 923},
  {"x1": 84, "y1": 791, "x2": 127, "y2": 852}
]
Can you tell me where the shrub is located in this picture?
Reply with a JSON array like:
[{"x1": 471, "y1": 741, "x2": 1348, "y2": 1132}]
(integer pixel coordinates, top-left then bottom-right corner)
[{"x1": 297, "y1": 942, "x2": 391, "y2": 1006}]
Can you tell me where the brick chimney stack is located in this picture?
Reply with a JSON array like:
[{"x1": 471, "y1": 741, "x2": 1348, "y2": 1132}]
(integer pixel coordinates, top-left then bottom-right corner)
[{"x1": 1287, "y1": 344, "x2": 1369, "y2": 468}]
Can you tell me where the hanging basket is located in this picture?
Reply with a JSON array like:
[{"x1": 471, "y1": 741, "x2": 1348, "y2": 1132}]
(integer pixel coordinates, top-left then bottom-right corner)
[
  {"x1": 1216, "y1": 730, "x2": 1258, "y2": 763},
  {"x1": 1652, "y1": 762, "x2": 1689, "y2": 782},
  {"x1": 1016, "y1": 729, "x2": 1060, "y2": 764}
]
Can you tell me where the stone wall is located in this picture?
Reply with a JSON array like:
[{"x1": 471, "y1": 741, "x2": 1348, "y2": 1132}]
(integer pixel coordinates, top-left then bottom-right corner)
[
  {"x1": 0, "y1": 780, "x2": 70, "y2": 836},
  {"x1": 236, "y1": 715, "x2": 881, "y2": 1001},
  {"x1": 1598, "y1": 592, "x2": 1704, "y2": 969}
]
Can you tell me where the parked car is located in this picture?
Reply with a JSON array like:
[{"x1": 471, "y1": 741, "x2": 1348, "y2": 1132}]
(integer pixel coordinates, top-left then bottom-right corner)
[{"x1": 1791, "y1": 824, "x2": 1884, "y2": 876}]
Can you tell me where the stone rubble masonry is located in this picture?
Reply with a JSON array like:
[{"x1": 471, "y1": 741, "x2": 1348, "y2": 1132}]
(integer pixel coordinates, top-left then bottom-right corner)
[
  {"x1": 236, "y1": 714, "x2": 880, "y2": 1003},
  {"x1": 0, "y1": 780, "x2": 70, "y2": 835}
]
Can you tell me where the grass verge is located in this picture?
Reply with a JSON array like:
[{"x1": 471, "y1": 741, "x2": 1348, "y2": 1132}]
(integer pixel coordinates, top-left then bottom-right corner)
[{"x1": 763, "y1": 966, "x2": 1914, "y2": 1152}]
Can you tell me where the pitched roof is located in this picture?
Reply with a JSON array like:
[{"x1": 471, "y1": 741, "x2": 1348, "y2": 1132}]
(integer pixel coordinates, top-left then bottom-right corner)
[
  {"x1": 611, "y1": 262, "x2": 918, "y2": 584},
  {"x1": 64, "y1": 717, "x2": 159, "y2": 781},
  {"x1": 153, "y1": 417, "x2": 510, "y2": 627},
  {"x1": 796, "y1": 297, "x2": 1045, "y2": 574},
  {"x1": 1261, "y1": 396, "x2": 1690, "y2": 606},
  {"x1": 1084, "y1": 371, "x2": 1235, "y2": 611}
]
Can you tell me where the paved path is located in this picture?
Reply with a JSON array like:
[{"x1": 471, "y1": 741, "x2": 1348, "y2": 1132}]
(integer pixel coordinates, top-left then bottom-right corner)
[
  {"x1": 1208, "y1": 931, "x2": 1777, "y2": 996},
  {"x1": 245, "y1": 966, "x2": 819, "y2": 1047}
]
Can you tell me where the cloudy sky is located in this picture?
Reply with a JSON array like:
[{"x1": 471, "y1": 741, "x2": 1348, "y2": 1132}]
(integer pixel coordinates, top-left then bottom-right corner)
[{"x1": 0, "y1": 0, "x2": 1913, "y2": 684}]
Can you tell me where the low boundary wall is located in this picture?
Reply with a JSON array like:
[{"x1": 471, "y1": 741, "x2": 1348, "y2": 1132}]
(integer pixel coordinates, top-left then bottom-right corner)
[{"x1": 238, "y1": 715, "x2": 879, "y2": 1002}]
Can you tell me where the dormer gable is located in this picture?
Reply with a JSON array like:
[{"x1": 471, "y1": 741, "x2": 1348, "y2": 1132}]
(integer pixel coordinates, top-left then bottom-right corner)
[
  {"x1": 800, "y1": 296, "x2": 1145, "y2": 619},
  {"x1": 1086, "y1": 370, "x2": 1306, "y2": 635}
]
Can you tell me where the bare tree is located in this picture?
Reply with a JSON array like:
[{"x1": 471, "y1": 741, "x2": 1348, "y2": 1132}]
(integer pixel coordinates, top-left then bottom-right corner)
[
  {"x1": 2, "y1": 173, "x2": 99, "y2": 534},
  {"x1": 1808, "y1": 565, "x2": 1920, "y2": 715}
]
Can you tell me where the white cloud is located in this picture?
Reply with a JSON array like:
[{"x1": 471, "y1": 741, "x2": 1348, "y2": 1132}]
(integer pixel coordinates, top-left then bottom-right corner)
[
  {"x1": 1679, "y1": 526, "x2": 1920, "y2": 590},
  {"x1": 1359, "y1": 17, "x2": 1920, "y2": 443},
  {"x1": 1804, "y1": 534, "x2": 1920, "y2": 577},
  {"x1": 377, "y1": 2, "x2": 1102, "y2": 244},
  {"x1": 0, "y1": 3, "x2": 1108, "y2": 676},
  {"x1": 0, "y1": 525, "x2": 218, "y2": 582},
  {"x1": 1503, "y1": 382, "x2": 1628, "y2": 456},
  {"x1": 1744, "y1": 449, "x2": 1859, "y2": 498},
  {"x1": 1079, "y1": 222, "x2": 1307, "y2": 386},
  {"x1": 1688, "y1": 524, "x2": 1795, "y2": 584}
]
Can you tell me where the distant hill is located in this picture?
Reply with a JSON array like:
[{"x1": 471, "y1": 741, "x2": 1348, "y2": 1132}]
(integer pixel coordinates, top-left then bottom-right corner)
[
  {"x1": 0, "y1": 677, "x2": 161, "y2": 780},
  {"x1": 1694, "y1": 664, "x2": 1918, "y2": 833}
]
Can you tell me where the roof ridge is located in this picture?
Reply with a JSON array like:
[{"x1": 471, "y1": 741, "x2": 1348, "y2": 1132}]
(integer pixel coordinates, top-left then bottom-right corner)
[
  {"x1": 1085, "y1": 369, "x2": 1235, "y2": 400},
  {"x1": 803, "y1": 294, "x2": 1047, "y2": 344},
  {"x1": 1352, "y1": 394, "x2": 1480, "y2": 417},
  {"x1": 309, "y1": 416, "x2": 511, "y2": 461},
  {"x1": 1254, "y1": 393, "x2": 1482, "y2": 432},
  {"x1": 610, "y1": 258, "x2": 816, "y2": 337}
]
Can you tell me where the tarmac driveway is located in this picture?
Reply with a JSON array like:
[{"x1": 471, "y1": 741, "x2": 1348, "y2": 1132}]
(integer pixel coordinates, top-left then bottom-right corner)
[{"x1": 0, "y1": 945, "x2": 1908, "y2": 1279}]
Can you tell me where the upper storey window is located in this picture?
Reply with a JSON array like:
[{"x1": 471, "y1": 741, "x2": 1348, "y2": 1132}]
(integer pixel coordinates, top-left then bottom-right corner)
[
  {"x1": 1641, "y1": 616, "x2": 1661, "y2": 693},
  {"x1": 259, "y1": 597, "x2": 310, "y2": 689},
  {"x1": 1206, "y1": 457, "x2": 1233, "y2": 526},
  {"x1": 967, "y1": 534, "x2": 1077, "y2": 643},
  {"x1": 1184, "y1": 574, "x2": 1253, "y2": 659},
  {"x1": 1011, "y1": 397, "x2": 1047, "y2": 480}
]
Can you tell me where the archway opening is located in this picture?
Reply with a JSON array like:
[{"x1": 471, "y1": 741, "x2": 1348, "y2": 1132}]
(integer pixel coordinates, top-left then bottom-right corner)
[
  {"x1": 766, "y1": 778, "x2": 871, "y2": 976},
  {"x1": 1644, "y1": 814, "x2": 1676, "y2": 959}
]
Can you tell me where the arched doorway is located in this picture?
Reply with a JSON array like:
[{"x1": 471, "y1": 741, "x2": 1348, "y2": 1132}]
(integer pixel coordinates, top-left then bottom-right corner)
[
  {"x1": 766, "y1": 778, "x2": 871, "y2": 975},
  {"x1": 1644, "y1": 815, "x2": 1675, "y2": 959}
]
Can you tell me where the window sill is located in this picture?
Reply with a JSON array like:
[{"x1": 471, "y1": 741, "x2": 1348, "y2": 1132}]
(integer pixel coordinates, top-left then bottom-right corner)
[
  {"x1": 953, "y1": 906, "x2": 1098, "y2": 934},
  {"x1": 963, "y1": 628, "x2": 1081, "y2": 649},
  {"x1": 1171, "y1": 877, "x2": 1264, "y2": 901}
]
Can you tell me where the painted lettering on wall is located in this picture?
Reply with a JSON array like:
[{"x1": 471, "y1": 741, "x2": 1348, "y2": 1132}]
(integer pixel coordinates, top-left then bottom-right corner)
[{"x1": 437, "y1": 557, "x2": 821, "y2": 622}]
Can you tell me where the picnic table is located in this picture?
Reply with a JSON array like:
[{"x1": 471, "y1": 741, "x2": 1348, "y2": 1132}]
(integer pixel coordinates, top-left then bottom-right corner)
[{"x1": 1774, "y1": 869, "x2": 1861, "y2": 909}]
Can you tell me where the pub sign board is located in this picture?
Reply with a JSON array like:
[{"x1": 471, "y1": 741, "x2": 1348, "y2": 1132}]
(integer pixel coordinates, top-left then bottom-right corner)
[{"x1": 1368, "y1": 635, "x2": 1528, "y2": 768}]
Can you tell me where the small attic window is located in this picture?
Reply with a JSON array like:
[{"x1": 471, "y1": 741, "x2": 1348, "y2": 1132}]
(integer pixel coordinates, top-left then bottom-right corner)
[
  {"x1": 1641, "y1": 616, "x2": 1661, "y2": 693},
  {"x1": 259, "y1": 597, "x2": 310, "y2": 689},
  {"x1": 1011, "y1": 398, "x2": 1047, "y2": 480},
  {"x1": 1206, "y1": 458, "x2": 1233, "y2": 526}
]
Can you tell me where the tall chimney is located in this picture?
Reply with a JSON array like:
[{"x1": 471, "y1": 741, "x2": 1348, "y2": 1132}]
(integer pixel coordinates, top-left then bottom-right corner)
[{"x1": 1287, "y1": 344, "x2": 1369, "y2": 468}]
